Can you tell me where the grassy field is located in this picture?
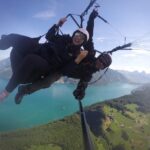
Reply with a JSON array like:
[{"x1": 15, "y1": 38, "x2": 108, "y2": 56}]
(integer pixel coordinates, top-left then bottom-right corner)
[{"x1": 102, "y1": 104, "x2": 150, "y2": 150}]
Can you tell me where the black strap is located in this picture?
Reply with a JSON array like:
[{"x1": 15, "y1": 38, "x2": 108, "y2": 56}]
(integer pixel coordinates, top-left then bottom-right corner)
[
  {"x1": 89, "y1": 67, "x2": 109, "y2": 85},
  {"x1": 66, "y1": 0, "x2": 97, "y2": 28}
]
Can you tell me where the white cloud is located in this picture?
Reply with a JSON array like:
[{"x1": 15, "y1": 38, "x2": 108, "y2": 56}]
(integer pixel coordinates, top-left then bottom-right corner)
[
  {"x1": 123, "y1": 53, "x2": 137, "y2": 58},
  {"x1": 132, "y1": 48, "x2": 150, "y2": 55},
  {"x1": 33, "y1": 10, "x2": 56, "y2": 20},
  {"x1": 121, "y1": 47, "x2": 150, "y2": 57},
  {"x1": 95, "y1": 37, "x2": 106, "y2": 43},
  {"x1": 138, "y1": 42, "x2": 150, "y2": 47},
  {"x1": 111, "y1": 65, "x2": 150, "y2": 74}
]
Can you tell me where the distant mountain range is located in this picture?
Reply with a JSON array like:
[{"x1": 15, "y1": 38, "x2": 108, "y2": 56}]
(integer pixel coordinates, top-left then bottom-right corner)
[
  {"x1": 63, "y1": 68, "x2": 129, "y2": 85},
  {"x1": 118, "y1": 70, "x2": 150, "y2": 84},
  {"x1": 0, "y1": 58, "x2": 150, "y2": 84}
]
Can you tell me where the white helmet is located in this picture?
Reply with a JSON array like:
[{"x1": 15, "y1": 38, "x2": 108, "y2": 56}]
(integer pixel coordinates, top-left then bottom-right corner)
[{"x1": 74, "y1": 28, "x2": 89, "y2": 42}]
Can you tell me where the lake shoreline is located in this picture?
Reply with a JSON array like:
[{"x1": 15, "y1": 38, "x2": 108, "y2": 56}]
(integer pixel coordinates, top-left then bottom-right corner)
[{"x1": 0, "y1": 80, "x2": 139, "y2": 132}]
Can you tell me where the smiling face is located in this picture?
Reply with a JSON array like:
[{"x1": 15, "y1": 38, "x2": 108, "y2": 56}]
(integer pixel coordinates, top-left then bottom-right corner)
[
  {"x1": 95, "y1": 59, "x2": 105, "y2": 70},
  {"x1": 72, "y1": 32, "x2": 85, "y2": 46},
  {"x1": 96, "y1": 53, "x2": 112, "y2": 70}
]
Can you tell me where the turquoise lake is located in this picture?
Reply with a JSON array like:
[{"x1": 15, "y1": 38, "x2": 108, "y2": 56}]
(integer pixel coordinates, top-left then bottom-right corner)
[{"x1": 0, "y1": 79, "x2": 138, "y2": 132}]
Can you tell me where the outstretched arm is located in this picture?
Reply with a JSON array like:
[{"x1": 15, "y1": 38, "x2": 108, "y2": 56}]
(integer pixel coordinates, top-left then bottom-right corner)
[
  {"x1": 46, "y1": 17, "x2": 67, "y2": 42},
  {"x1": 83, "y1": 9, "x2": 98, "y2": 54},
  {"x1": 86, "y1": 9, "x2": 98, "y2": 41}
]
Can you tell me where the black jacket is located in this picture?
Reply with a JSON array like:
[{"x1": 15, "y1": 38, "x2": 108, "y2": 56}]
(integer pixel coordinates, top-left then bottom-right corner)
[{"x1": 40, "y1": 24, "x2": 81, "y2": 67}]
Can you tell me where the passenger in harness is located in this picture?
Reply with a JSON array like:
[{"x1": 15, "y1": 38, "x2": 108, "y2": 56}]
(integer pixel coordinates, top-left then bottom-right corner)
[
  {"x1": 0, "y1": 17, "x2": 89, "y2": 101},
  {"x1": 16, "y1": 52, "x2": 112, "y2": 103},
  {"x1": 14, "y1": 10, "x2": 112, "y2": 104}
]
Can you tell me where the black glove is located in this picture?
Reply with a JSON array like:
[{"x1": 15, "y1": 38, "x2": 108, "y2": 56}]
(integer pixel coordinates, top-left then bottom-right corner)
[
  {"x1": 90, "y1": 9, "x2": 98, "y2": 19},
  {"x1": 73, "y1": 89, "x2": 85, "y2": 100}
]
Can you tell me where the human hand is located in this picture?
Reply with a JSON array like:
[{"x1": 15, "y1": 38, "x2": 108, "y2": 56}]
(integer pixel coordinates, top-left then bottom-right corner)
[
  {"x1": 75, "y1": 50, "x2": 88, "y2": 64},
  {"x1": 73, "y1": 89, "x2": 85, "y2": 100},
  {"x1": 57, "y1": 17, "x2": 67, "y2": 27},
  {"x1": 79, "y1": 50, "x2": 88, "y2": 59}
]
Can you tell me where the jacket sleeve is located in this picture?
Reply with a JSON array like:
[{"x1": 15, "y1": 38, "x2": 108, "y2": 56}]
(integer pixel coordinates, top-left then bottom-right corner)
[
  {"x1": 76, "y1": 74, "x2": 92, "y2": 91},
  {"x1": 45, "y1": 24, "x2": 59, "y2": 42},
  {"x1": 76, "y1": 80, "x2": 88, "y2": 92},
  {"x1": 73, "y1": 74, "x2": 92, "y2": 100},
  {"x1": 83, "y1": 10, "x2": 97, "y2": 54}
]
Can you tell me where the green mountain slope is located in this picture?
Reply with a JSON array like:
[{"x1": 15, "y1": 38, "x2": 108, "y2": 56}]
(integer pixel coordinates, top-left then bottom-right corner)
[{"x1": 0, "y1": 84, "x2": 150, "y2": 150}]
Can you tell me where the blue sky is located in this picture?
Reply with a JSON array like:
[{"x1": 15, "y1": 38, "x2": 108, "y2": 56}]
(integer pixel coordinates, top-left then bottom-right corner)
[{"x1": 0, "y1": 0, "x2": 150, "y2": 73}]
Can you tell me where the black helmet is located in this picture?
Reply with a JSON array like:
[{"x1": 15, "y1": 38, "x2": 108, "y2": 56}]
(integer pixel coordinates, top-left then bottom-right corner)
[{"x1": 97, "y1": 53, "x2": 112, "y2": 68}]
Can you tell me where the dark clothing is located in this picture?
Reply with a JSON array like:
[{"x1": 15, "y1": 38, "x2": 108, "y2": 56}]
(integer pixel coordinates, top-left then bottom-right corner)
[
  {"x1": 44, "y1": 24, "x2": 81, "y2": 65},
  {"x1": 83, "y1": 9, "x2": 97, "y2": 56},
  {"x1": 17, "y1": 56, "x2": 98, "y2": 96},
  {"x1": 6, "y1": 54, "x2": 50, "y2": 92},
  {"x1": 0, "y1": 34, "x2": 40, "y2": 72},
  {"x1": 36, "y1": 43, "x2": 62, "y2": 70},
  {"x1": 16, "y1": 10, "x2": 99, "y2": 99},
  {"x1": 62, "y1": 55, "x2": 97, "y2": 80},
  {"x1": 17, "y1": 73, "x2": 62, "y2": 95},
  {"x1": 0, "y1": 23, "x2": 81, "y2": 93},
  {"x1": 0, "y1": 34, "x2": 51, "y2": 92},
  {"x1": 33, "y1": 24, "x2": 81, "y2": 69},
  {"x1": 0, "y1": 34, "x2": 39, "y2": 52}
]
